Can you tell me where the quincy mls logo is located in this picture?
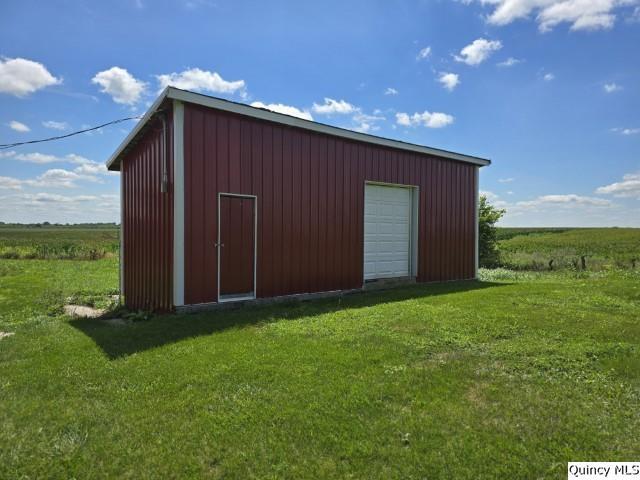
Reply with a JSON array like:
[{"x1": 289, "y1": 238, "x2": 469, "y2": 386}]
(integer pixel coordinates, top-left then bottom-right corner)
[{"x1": 568, "y1": 463, "x2": 640, "y2": 479}]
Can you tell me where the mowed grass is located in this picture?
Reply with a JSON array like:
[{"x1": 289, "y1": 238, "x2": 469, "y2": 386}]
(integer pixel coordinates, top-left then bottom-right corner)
[
  {"x1": 498, "y1": 227, "x2": 640, "y2": 270},
  {"x1": 1, "y1": 253, "x2": 639, "y2": 478}
]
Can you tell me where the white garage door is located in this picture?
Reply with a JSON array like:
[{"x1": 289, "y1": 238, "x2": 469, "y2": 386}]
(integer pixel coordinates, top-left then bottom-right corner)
[{"x1": 364, "y1": 184, "x2": 412, "y2": 280}]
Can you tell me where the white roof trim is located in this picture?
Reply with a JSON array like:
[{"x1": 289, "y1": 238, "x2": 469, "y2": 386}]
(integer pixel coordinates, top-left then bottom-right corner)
[
  {"x1": 106, "y1": 87, "x2": 491, "y2": 170},
  {"x1": 106, "y1": 88, "x2": 170, "y2": 170}
]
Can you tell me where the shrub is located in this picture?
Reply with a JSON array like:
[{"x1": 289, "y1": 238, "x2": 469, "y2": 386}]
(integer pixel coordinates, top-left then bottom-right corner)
[{"x1": 479, "y1": 195, "x2": 505, "y2": 268}]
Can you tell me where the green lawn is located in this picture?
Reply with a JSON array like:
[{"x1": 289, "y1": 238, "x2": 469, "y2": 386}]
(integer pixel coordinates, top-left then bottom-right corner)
[{"x1": 1, "y1": 258, "x2": 639, "y2": 478}]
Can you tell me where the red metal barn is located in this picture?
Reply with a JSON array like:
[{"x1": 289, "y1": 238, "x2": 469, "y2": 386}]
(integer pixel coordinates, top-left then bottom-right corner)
[{"x1": 107, "y1": 87, "x2": 490, "y2": 311}]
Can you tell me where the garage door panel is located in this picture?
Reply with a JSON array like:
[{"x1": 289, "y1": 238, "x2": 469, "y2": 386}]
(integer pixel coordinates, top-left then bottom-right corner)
[
  {"x1": 394, "y1": 223, "x2": 410, "y2": 234},
  {"x1": 364, "y1": 223, "x2": 378, "y2": 234},
  {"x1": 364, "y1": 184, "x2": 413, "y2": 280},
  {"x1": 379, "y1": 205, "x2": 394, "y2": 216},
  {"x1": 378, "y1": 223, "x2": 395, "y2": 234}
]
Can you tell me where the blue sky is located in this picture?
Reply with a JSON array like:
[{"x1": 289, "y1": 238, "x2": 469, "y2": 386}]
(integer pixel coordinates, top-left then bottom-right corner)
[{"x1": 1, "y1": 0, "x2": 639, "y2": 226}]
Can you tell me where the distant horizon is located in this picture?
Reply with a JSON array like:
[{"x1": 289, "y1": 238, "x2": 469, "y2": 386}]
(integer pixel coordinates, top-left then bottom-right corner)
[{"x1": 1, "y1": 221, "x2": 638, "y2": 230}]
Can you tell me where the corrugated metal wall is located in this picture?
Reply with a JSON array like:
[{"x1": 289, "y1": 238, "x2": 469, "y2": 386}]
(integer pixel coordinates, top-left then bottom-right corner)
[
  {"x1": 183, "y1": 103, "x2": 476, "y2": 305},
  {"x1": 122, "y1": 113, "x2": 174, "y2": 311}
]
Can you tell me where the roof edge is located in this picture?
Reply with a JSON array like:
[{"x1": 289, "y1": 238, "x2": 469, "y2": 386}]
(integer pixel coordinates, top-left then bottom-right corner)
[
  {"x1": 106, "y1": 86, "x2": 491, "y2": 170},
  {"x1": 106, "y1": 87, "x2": 170, "y2": 171}
]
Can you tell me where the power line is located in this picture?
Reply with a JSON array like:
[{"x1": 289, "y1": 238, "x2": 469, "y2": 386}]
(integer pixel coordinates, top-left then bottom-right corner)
[{"x1": 0, "y1": 116, "x2": 143, "y2": 150}]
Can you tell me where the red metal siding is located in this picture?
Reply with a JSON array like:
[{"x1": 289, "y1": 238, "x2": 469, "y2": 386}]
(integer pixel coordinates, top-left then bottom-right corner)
[
  {"x1": 122, "y1": 114, "x2": 173, "y2": 311},
  {"x1": 183, "y1": 103, "x2": 476, "y2": 304}
]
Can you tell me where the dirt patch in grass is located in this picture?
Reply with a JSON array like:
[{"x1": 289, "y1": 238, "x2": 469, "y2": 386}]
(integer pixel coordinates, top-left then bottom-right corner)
[{"x1": 63, "y1": 305, "x2": 106, "y2": 318}]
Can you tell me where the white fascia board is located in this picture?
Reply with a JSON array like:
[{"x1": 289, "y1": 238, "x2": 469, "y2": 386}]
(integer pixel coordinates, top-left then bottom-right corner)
[{"x1": 105, "y1": 87, "x2": 171, "y2": 171}]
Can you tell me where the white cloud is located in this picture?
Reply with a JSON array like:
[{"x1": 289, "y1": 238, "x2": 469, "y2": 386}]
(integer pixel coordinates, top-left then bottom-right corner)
[
  {"x1": 596, "y1": 172, "x2": 640, "y2": 199},
  {"x1": 352, "y1": 123, "x2": 374, "y2": 133},
  {"x1": 497, "y1": 57, "x2": 522, "y2": 67},
  {"x1": 184, "y1": 0, "x2": 214, "y2": 9},
  {"x1": 543, "y1": 73, "x2": 555, "y2": 81},
  {"x1": 516, "y1": 194, "x2": 612, "y2": 208},
  {"x1": 73, "y1": 164, "x2": 104, "y2": 175},
  {"x1": 250, "y1": 101, "x2": 313, "y2": 121},
  {"x1": 396, "y1": 111, "x2": 454, "y2": 128},
  {"x1": 11, "y1": 152, "x2": 60, "y2": 164},
  {"x1": 417, "y1": 46, "x2": 432, "y2": 60},
  {"x1": 481, "y1": 190, "x2": 624, "y2": 228},
  {"x1": 65, "y1": 154, "x2": 94, "y2": 165},
  {"x1": 472, "y1": 0, "x2": 633, "y2": 32},
  {"x1": 603, "y1": 82, "x2": 622, "y2": 93},
  {"x1": 0, "y1": 156, "x2": 111, "y2": 193},
  {"x1": 455, "y1": 38, "x2": 502, "y2": 66},
  {"x1": 8, "y1": 120, "x2": 30, "y2": 132},
  {"x1": 498, "y1": 177, "x2": 515, "y2": 183},
  {"x1": 24, "y1": 169, "x2": 100, "y2": 189},
  {"x1": 73, "y1": 162, "x2": 114, "y2": 176},
  {"x1": 438, "y1": 72, "x2": 461, "y2": 91},
  {"x1": 395, "y1": 113, "x2": 412, "y2": 126},
  {"x1": 156, "y1": 68, "x2": 245, "y2": 96},
  {"x1": 311, "y1": 99, "x2": 384, "y2": 132},
  {"x1": 0, "y1": 176, "x2": 23, "y2": 190},
  {"x1": 610, "y1": 127, "x2": 640, "y2": 135},
  {"x1": 312, "y1": 98, "x2": 357, "y2": 115},
  {"x1": 0, "y1": 169, "x2": 99, "y2": 191},
  {"x1": 485, "y1": 190, "x2": 612, "y2": 210},
  {"x1": 1, "y1": 151, "x2": 115, "y2": 178},
  {"x1": 66, "y1": 154, "x2": 117, "y2": 177},
  {"x1": 21, "y1": 193, "x2": 99, "y2": 203},
  {"x1": 480, "y1": 190, "x2": 510, "y2": 209},
  {"x1": 480, "y1": 190, "x2": 501, "y2": 202},
  {"x1": 351, "y1": 111, "x2": 386, "y2": 133},
  {"x1": 92, "y1": 67, "x2": 146, "y2": 105},
  {"x1": 0, "y1": 192, "x2": 120, "y2": 223},
  {"x1": 42, "y1": 120, "x2": 69, "y2": 130},
  {"x1": 0, "y1": 57, "x2": 61, "y2": 97},
  {"x1": 384, "y1": 87, "x2": 399, "y2": 95}
]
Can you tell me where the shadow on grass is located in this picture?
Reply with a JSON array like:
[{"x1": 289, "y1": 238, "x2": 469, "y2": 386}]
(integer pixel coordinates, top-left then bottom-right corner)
[{"x1": 70, "y1": 280, "x2": 507, "y2": 360}]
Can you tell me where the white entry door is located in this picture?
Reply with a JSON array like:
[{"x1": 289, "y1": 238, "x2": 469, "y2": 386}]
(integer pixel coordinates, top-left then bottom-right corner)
[{"x1": 364, "y1": 184, "x2": 412, "y2": 280}]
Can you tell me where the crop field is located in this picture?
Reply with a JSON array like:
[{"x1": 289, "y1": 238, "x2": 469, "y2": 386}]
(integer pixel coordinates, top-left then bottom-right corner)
[
  {"x1": 1, "y1": 227, "x2": 639, "y2": 478},
  {"x1": 498, "y1": 227, "x2": 640, "y2": 271},
  {"x1": 0, "y1": 226, "x2": 119, "y2": 260}
]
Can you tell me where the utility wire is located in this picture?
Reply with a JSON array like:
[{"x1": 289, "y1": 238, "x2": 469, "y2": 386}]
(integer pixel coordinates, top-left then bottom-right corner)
[{"x1": 0, "y1": 116, "x2": 143, "y2": 150}]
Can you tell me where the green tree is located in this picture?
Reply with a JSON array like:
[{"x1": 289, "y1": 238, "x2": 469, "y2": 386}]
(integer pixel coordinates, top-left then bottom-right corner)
[{"x1": 479, "y1": 195, "x2": 506, "y2": 268}]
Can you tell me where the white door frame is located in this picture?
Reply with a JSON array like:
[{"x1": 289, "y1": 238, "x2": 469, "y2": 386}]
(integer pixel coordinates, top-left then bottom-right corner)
[
  {"x1": 217, "y1": 192, "x2": 258, "y2": 303},
  {"x1": 363, "y1": 181, "x2": 419, "y2": 286}
]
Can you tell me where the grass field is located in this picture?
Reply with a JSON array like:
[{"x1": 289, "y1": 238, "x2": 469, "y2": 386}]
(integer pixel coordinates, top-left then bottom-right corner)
[
  {"x1": 1, "y1": 228, "x2": 639, "y2": 478},
  {"x1": 0, "y1": 226, "x2": 119, "y2": 260},
  {"x1": 498, "y1": 228, "x2": 640, "y2": 271}
]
